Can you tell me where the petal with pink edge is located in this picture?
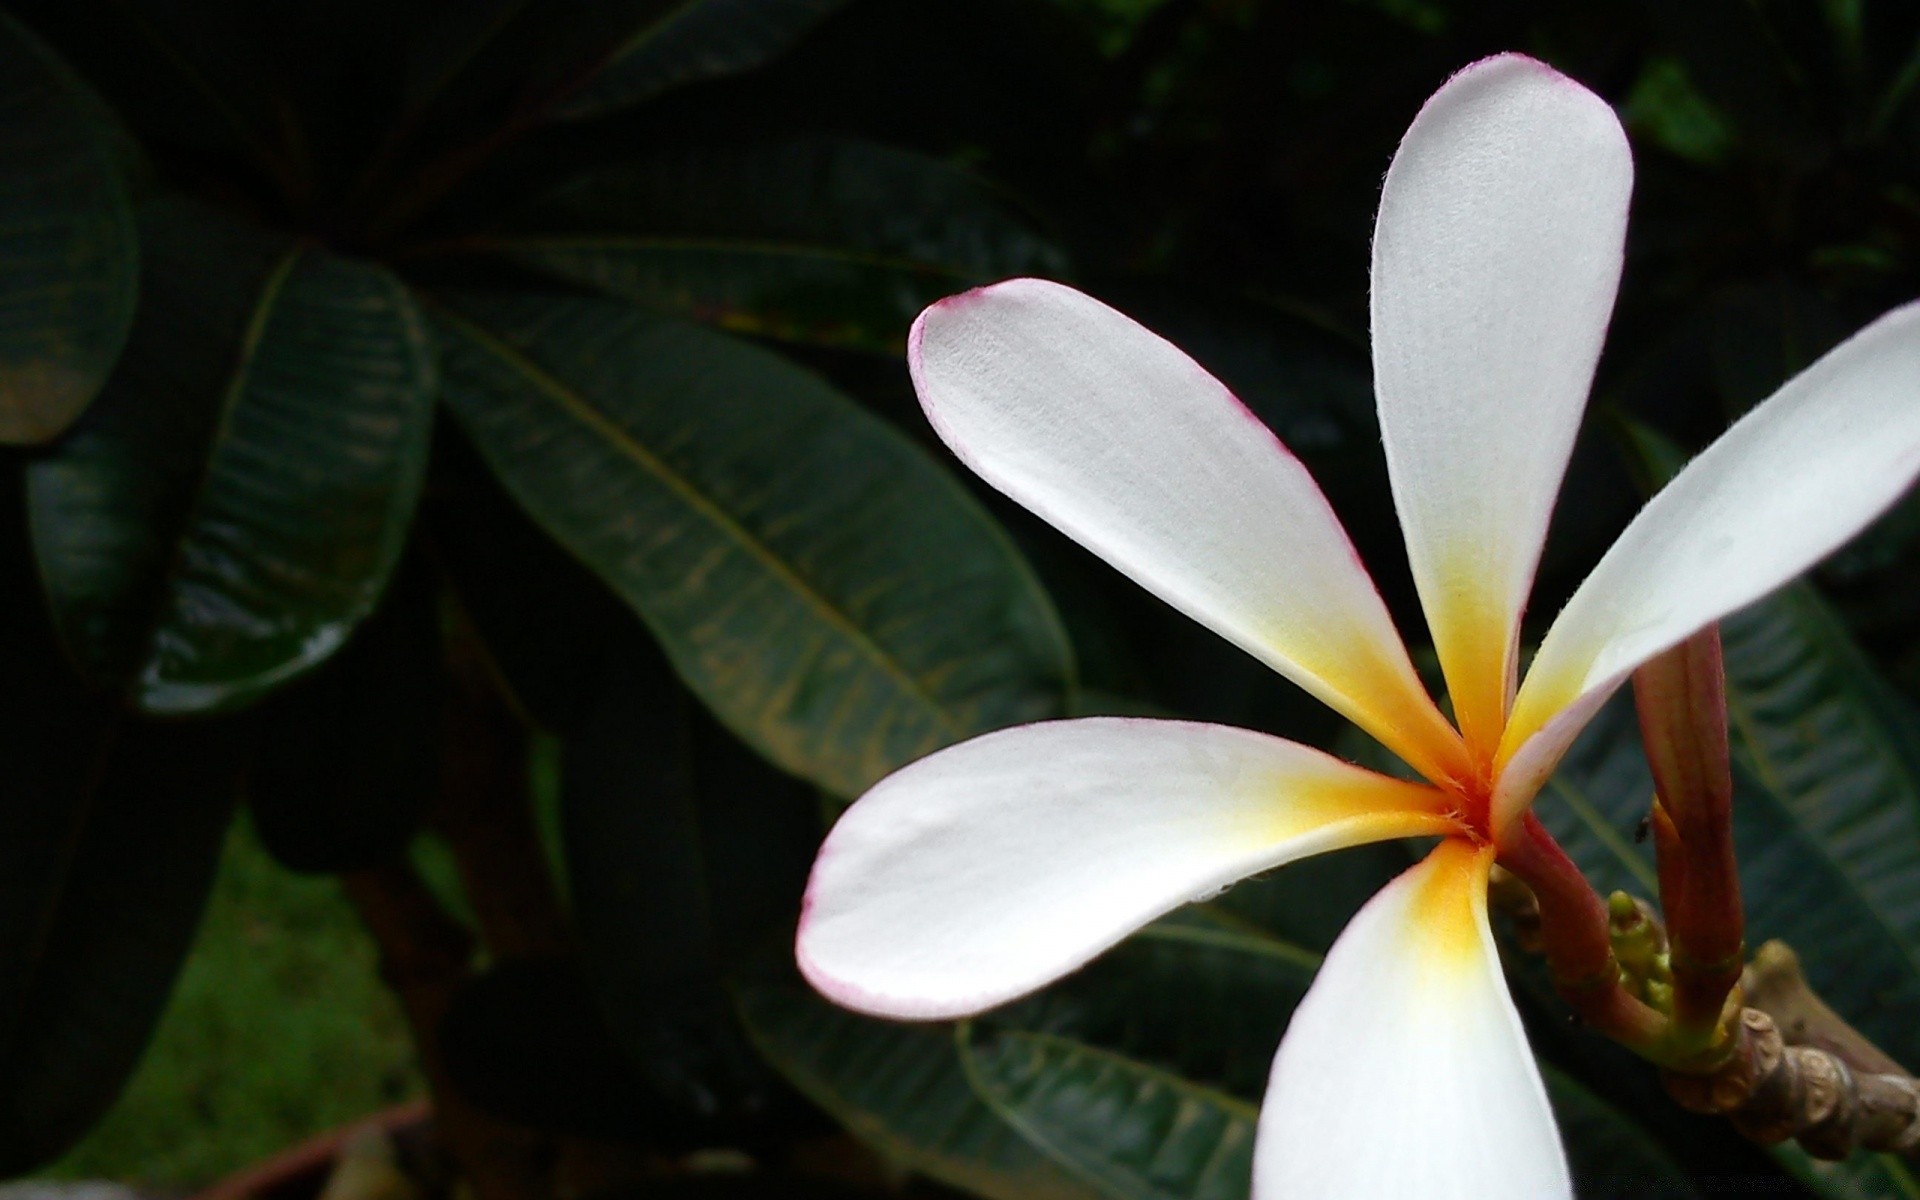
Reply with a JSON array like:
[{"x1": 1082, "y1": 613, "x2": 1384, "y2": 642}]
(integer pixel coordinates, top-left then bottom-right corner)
[
  {"x1": 1371, "y1": 54, "x2": 1631, "y2": 758},
  {"x1": 1499, "y1": 299, "x2": 1920, "y2": 830},
  {"x1": 1253, "y1": 839, "x2": 1570, "y2": 1200},
  {"x1": 910, "y1": 279, "x2": 1468, "y2": 787},
  {"x1": 797, "y1": 717, "x2": 1460, "y2": 1021}
]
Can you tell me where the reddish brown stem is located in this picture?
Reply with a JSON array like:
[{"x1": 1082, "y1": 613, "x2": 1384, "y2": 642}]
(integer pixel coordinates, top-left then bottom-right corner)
[
  {"x1": 343, "y1": 864, "x2": 548, "y2": 1200},
  {"x1": 433, "y1": 631, "x2": 570, "y2": 961},
  {"x1": 1498, "y1": 814, "x2": 1666, "y2": 1050},
  {"x1": 190, "y1": 1101, "x2": 431, "y2": 1200},
  {"x1": 1634, "y1": 626, "x2": 1744, "y2": 1039}
]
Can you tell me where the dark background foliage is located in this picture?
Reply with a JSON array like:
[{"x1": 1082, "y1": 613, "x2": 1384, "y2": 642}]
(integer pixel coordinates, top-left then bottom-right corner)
[{"x1": 5, "y1": 0, "x2": 1920, "y2": 1196}]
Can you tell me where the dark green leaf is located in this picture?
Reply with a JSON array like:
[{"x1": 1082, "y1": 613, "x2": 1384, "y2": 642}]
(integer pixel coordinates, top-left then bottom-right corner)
[
  {"x1": 0, "y1": 8, "x2": 136, "y2": 444},
  {"x1": 495, "y1": 135, "x2": 1065, "y2": 352},
  {"x1": 1721, "y1": 588, "x2": 1920, "y2": 1061},
  {"x1": 1543, "y1": 1067, "x2": 1702, "y2": 1200},
  {"x1": 560, "y1": 628, "x2": 809, "y2": 1129},
  {"x1": 428, "y1": 422, "x2": 643, "y2": 734},
  {"x1": 554, "y1": 0, "x2": 850, "y2": 120},
  {"x1": 734, "y1": 971, "x2": 1102, "y2": 1200},
  {"x1": 0, "y1": 715, "x2": 243, "y2": 1172},
  {"x1": 959, "y1": 1023, "x2": 1256, "y2": 1200},
  {"x1": 1538, "y1": 681, "x2": 1920, "y2": 1070},
  {"x1": 396, "y1": 0, "x2": 535, "y2": 117},
  {"x1": 976, "y1": 912, "x2": 1701, "y2": 1200},
  {"x1": 1773, "y1": 1142, "x2": 1920, "y2": 1200},
  {"x1": 245, "y1": 559, "x2": 442, "y2": 873},
  {"x1": 433, "y1": 290, "x2": 1073, "y2": 796},
  {"x1": 28, "y1": 198, "x2": 439, "y2": 713},
  {"x1": 1641, "y1": 0, "x2": 1826, "y2": 162},
  {"x1": 942, "y1": 910, "x2": 1312, "y2": 1200},
  {"x1": 1004, "y1": 909, "x2": 1318, "y2": 1102},
  {"x1": 1622, "y1": 57, "x2": 1736, "y2": 166},
  {"x1": 1209, "y1": 841, "x2": 1414, "y2": 955},
  {"x1": 1601, "y1": 420, "x2": 1920, "y2": 1064}
]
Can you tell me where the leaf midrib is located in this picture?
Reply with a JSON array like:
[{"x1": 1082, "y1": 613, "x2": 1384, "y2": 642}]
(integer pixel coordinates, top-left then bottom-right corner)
[
  {"x1": 128, "y1": 245, "x2": 303, "y2": 694},
  {"x1": 1140, "y1": 909, "x2": 1323, "y2": 972},
  {"x1": 958, "y1": 1022, "x2": 1257, "y2": 1200},
  {"x1": 1546, "y1": 770, "x2": 1661, "y2": 894},
  {"x1": 433, "y1": 302, "x2": 964, "y2": 741},
  {"x1": 1724, "y1": 591, "x2": 1920, "y2": 991}
]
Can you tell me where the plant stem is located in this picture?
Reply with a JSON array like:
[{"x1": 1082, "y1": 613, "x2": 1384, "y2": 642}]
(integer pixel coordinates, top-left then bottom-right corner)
[
  {"x1": 342, "y1": 863, "x2": 548, "y2": 1200},
  {"x1": 1488, "y1": 870, "x2": 1920, "y2": 1161},
  {"x1": 432, "y1": 628, "x2": 570, "y2": 961},
  {"x1": 1497, "y1": 814, "x2": 1666, "y2": 1051},
  {"x1": 1663, "y1": 941, "x2": 1920, "y2": 1159},
  {"x1": 1633, "y1": 626, "x2": 1745, "y2": 1045}
]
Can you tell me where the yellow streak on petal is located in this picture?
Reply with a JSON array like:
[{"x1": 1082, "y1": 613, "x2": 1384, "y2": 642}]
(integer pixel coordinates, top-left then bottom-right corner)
[
  {"x1": 1283, "y1": 624, "x2": 1475, "y2": 792},
  {"x1": 1423, "y1": 564, "x2": 1515, "y2": 770},
  {"x1": 1498, "y1": 654, "x2": 1587, "y2": 769},
  {"x1": 1249, "y1": 769, "x2": 1465, "y2": 854},
  {"x1": 1402, "y1": 838, "x2": 1496, "y2": 982}
]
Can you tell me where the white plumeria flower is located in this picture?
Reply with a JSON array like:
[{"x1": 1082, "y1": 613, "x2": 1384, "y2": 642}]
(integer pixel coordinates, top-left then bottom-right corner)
[{"x1": 795, "y1": 53, "x2": 1920, "y2": 1198}]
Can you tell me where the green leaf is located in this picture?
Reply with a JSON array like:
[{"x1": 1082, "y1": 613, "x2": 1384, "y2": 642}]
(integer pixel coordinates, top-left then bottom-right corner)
[
  {"x1": 733, "y1": 971, "x2": 1103, "y2": 1200},
  {"x1": 28, "y1": 198, "x2": 439, "y2": 714},
  {"x1": 978, "y1": 913, "x2": 1714, "y2": 1200},
  {"x1": 0, "y1": 713, "x2": 243, "y2": 1172},
  {"x1": 950, "y1": 913, "x2": 1310, "y2": 1200},
  {"x1": 1721, "y1": 587, "x2": 1920, "y2": 1062},
  {"x1": 1622, "y1": 57, "x2": 1736, "y2": 166},
  {"x1": 0, "y1": 8, "x2": 136, "y2": 443},
  {"x1": 428, "y1": 426, "x2": 643, "y2": 735},
  {"x1": 560, "y1": 628, "x2": 811, "y2": 1128},
  {"x1": 1642, "y1": 0, "x2": 1826, "y2": 163},
  {"x1": 1005, "y1": 909, "x2": 1318, "y2": 1102},
  {"x1": 1539, "y1": 604, "x2": 1920, "y2": 1047},
  {"x1": 1209, "y1": 840, "x2": 1413, "y2": 955},
  {"x1": 493, "y1": 135, "x2": 1066, "y2": 352},
  {"x1": 1774, "y1": 1141, "x2": 1920, "y2": 1200},
  {"x1": 433, "y1": 290, "x2": 1073, "y2": 797},
  {"x1": 959, "y1": 1023, "x2": 1257, "y2": 1200},
  {"x1": 554, "y1": 0, "x2": 850, "y2": 120},
  {"x1": 1542, "y1": 1067, "x2": 1703, "y2": 1200}
]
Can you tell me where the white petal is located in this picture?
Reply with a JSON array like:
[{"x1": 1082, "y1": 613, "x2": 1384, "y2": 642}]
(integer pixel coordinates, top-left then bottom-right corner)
[
  {"x1": 1254, "y1": 839, "x2": 1570, "y2": 1200},
  {"x1": 1506, "y1": 299, "x2": 1920, "y2": 791},
  {"x1": 1490, "y1": 687, "x2": 1614, "y2": 838},
  {"x1": 910, "y1": 279, "x2": 1470, "y2": 788},
  {"x1": 1372, "y1": 54, "x2": 1631, "y2": 756},
  {"x1": 797, "y1": 717, "x2": 1460, "y2": 1020}
]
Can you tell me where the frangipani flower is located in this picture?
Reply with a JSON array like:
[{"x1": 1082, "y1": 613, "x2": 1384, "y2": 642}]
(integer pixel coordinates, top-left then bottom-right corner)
[{"x1": 795, "y1": 54, "x2": 1920, "y2": 1198}]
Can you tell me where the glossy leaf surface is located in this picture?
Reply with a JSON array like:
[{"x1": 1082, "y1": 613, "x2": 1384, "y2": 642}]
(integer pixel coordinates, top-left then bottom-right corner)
[
  {"x1": 962, "y1": 1023, "x2": 1257, "y2": 1200},
  {"x1": 0, "y1": 8, "x2": 135, "y2": 443},
  {"x1": 28, "y1": 199, "x2": 438, "y2": 713},
  {"x1": 734, "y1": 970, "x2": 1102, "y2": 1200},
  {"x1": 434, "y1": 290, "x2": 1072, "y2": 796},
  {"x1": 498, "y1": 135, "x2": 1065, "y2": 352},
  {"x1": 1534, "y1": 596, "x2": 1920, "y2": 1198}
]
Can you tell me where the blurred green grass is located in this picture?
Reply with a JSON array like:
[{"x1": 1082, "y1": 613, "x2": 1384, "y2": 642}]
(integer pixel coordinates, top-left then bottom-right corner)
[{"x1": 41, "y1": 816, "x2": 423, "y2": 1189}]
